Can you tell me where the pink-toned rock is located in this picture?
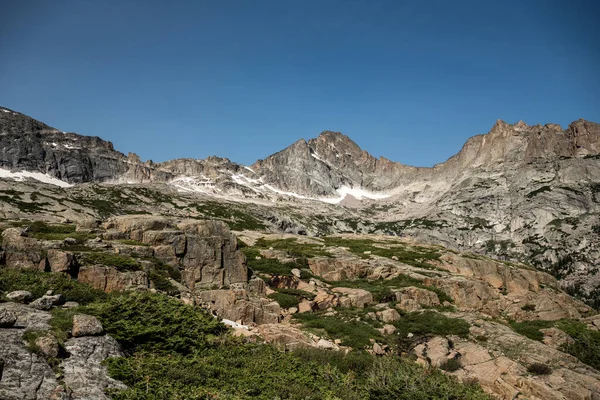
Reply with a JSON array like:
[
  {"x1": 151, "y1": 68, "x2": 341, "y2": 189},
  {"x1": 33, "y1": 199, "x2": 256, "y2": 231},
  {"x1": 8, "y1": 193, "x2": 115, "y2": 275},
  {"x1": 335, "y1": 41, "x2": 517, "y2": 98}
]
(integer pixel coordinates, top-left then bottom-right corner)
[
  {"x1": 46, "y1": 249, "x2": 76, "y2": 274},
  {"x1": 541, "y1": 327, "x2": 574, "y2": 349},
  {"x1": 72, "y1": 314, "x2": 103, "y2": 337},
  {"x1": 77, "y1": 265, "x2": 148, "y2": 292},
  {"x1": 377, "y1": 308, "x2": 401, "y2": 323},
  {"x1": 298, "y1": 300, "x2": 314, "y2": 313},
  {"x1": 313, "y1": 292, "x2": 338, "y2": 310},
  {"x1": 332, "y1": 287, "x2": 374, "y2": 308}
]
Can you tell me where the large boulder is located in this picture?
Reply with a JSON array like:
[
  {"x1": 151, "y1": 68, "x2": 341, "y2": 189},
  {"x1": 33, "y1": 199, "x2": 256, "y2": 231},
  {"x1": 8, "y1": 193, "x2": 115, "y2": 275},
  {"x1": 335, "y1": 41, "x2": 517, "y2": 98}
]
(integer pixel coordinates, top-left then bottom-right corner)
[
  {"x1": 77, "y1": 265, "x2": 148, "y2": 292},
  {"x1": 332, "y1": 287, "x2": 374, "y2": 308},
  {"x1": 1, "y1": 228, "x2": 45, "y2": 270},
  {"x1": 72, "y1": 314, "x2": 103, "y2": 337},
  {"x1": 34, "y1": 335, "x2": 59, "y2": 358},
  {"x1": 256, "y1": 324, "x2": 316, "y2": 350},
  {"x1": 308, "y1": 257, "x2": 370, "y2": 281},
  {"x1": 142, "y1": 230, "x2": 186, "y2": 255},
  {"x1": 29, "y1": 295, "x2": 65, "y2": 311},
  {"x1": 5, "y1": 290, "x2": 33, "y2": 303},
  {"x1": 196, "y1": 285, "x2": 280, "y2": 325},
  {"x1": 394, "y1": 286, "x2": 440, "y2": 312},
  {"x1": 46, "y1": 249, "x2": 76, "y2": 274},
  {"x1": 0, "y1": 309, "x2": 17, "y2": 328},
  {"x1": 180, "y1": 221, "x2": 248, "y2": 290}
]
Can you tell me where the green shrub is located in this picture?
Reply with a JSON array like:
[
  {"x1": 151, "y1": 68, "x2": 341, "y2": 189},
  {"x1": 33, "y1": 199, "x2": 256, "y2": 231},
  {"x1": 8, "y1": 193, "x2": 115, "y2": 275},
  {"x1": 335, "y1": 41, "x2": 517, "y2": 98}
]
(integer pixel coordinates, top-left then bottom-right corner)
[
  {"x1": 527, "y1": 363, "x2": 552, "y2": 375},
  {"x1": 0, "y1": 269, "x2": 105, "y2": 304},
  {"x1": 509, "y1": 320, "x2": 554, "y2": 341},
  {"x1": 556, "y1": 320, "x2": 600, "y2": 370},
  {"x1": 323, "y1": 237, "x2": 441, "y2": 269},
  {"x1": 106, "y1": 345, "x2": 364, "y2": 400},
  {"x1": 293, "y1": 312, "x2": 385, "y2": 349},
  {"x1": 26, "y1": 221, "x2": 96, "y2": 243},
  {"x1": 292, "y1": 348, "x2": 375, "y2": 375},
  {"x1": 81, "y1": 291, "x2": 226, "y2": 354},
  {"x1": 276, "y1": 288, "x2": 316, "y2": 300},
  {"x1": 78, "y1": 252, "x2": 141, "y2": 272},
  {"x1": 242, "y1": 247, "x2": 305, "y2": 276},
  {"x1": 394, "y1": 311, "x2": 470, "y2": 351},
  {"x1": 366, "y1": 357, "x2": 491, "y2": 400},
  {"x1": 439, "y1": 358, "x2": 462, "y2": 372},
  {"x1": 28, "y1": 221, "x2": 76, "y2": 234},
  {"x1": 521, "y1": 304, "x2": 536, "y2": 312},
  {"x1": 268, "y1": 292, "x2": 300, "y2": 308}
]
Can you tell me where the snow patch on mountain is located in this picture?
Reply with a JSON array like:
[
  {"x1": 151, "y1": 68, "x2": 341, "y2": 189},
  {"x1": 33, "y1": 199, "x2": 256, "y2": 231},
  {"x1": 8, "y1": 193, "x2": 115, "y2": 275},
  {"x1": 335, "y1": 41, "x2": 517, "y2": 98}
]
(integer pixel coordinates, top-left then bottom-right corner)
[
  {"x1": 0, "y1": 169, "x2": 72, "y2": 187},
  {"x1": 320, "y1": 186, "x2": 390, "y2": 204}
]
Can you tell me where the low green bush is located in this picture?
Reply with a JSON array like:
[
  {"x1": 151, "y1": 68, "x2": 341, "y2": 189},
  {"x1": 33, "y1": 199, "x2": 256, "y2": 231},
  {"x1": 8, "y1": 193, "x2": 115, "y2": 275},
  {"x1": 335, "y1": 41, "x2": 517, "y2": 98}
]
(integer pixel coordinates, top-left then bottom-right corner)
[
  {"x1": 106, "y1": 345, "x2": 364, "y2": 400},
  {"x1": 78, "y1": 252, "x2": 141, "y2": 272},
  {"x1": 268, "y1": 292, "x2": 300, "y2": 308},
  {"x1": 509, "y1": 320, "x2": 554, "y2": 341},
  {"x1": 82, "y1": 291, "x2": 227, "y2": 354},
  {"x1": 242, "y1": 247, "x2": 305, "y2": 276},
  {"x1": 527, "y1": 363, "x2": 552, "y2": 375},
  {"x1": 367, "y1": 357, "x2": 491, "y2": 400},
  {"x1": 394, "y1": 311, "x2": 470, "y2": 351},
  {"x1": 323, "y1": 237, "x2": 441, "y2": 269},
  {"x1": 0, "y1": 269, "x2": 105, "y2": 304},
  {"x1": 556, "y1": 320, "x2": 600, "y2": 370},
  {"x1": 292, "y1": 347, "x2": 376, "y2": 375},
  {"x1": 439, "y1": 358, "x2": 462, "y2": 372},
  {"x1": 293, "y1": 312, "x2": 385, "y2": 349}
]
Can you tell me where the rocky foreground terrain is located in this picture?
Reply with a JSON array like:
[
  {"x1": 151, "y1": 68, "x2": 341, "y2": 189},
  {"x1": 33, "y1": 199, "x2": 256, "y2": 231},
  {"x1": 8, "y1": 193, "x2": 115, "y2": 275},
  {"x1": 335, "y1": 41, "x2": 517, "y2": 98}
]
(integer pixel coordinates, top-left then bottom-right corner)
[
  {"x1": 1, "y1": 105, "x2": 600, "y2": 399},
  {"x1": 0, "y1": 215, "x2": 599, "y2": 399}
]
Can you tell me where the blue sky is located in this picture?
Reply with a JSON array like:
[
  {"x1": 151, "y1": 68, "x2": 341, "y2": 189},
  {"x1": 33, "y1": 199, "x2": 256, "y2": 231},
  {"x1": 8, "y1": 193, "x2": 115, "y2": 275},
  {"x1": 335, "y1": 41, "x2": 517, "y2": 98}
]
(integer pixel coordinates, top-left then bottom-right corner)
[{"x1": 1, "y1": 0, "x2": 599, "y2": 166}]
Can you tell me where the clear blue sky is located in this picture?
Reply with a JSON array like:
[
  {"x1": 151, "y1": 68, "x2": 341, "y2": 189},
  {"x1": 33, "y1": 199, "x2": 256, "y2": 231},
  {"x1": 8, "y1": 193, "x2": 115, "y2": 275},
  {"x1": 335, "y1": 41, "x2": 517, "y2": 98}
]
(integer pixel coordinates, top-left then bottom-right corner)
[{"x1": 1, "y1": 0, "x2": 599, "y2": 166}]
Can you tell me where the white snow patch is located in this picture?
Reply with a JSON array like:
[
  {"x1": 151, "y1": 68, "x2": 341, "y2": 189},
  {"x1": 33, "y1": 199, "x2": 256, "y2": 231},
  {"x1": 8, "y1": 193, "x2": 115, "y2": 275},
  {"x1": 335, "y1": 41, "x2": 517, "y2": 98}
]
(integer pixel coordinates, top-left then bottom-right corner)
[
  {"x1": 231, "y1": 174, "x2": 261, "y2": 186},
  {"x1": 169, "y1": 175, "x2": 219, "y2": 194},
  {"x1": 1, "y1": 109, "x2": 10, "y2": 113},
  {"x1": 0, "y1": 169, "x2": 72, "y2": 187},
  {"x1": 64, "y1": 144, "x2": 79, "y2": 149},
  {"x1": 320, "y1": 186, "x2": 390, "y2": 204},
  {"x1": 51, "y1": 142, "x2": 58, "y2": 147},
  {"x1": 222, "y1": 319, "x2": 249, "y2": 329},
  {"x1": 262, "y1": 184, "x2": 311, "y2": 200},
  {"x1": 243, "y1": 166, "x2": 255, "y2": 173},
  {"x1": 311, "y1": 152, "x2": 324, "y2": 162}
]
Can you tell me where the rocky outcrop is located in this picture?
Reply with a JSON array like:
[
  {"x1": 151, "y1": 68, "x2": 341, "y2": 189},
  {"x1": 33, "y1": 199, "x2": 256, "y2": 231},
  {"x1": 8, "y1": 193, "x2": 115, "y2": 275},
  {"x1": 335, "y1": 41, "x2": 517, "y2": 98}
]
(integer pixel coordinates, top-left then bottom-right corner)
[
  {"x1": 393, "y1": 287, "x2": 440, "y2": 312},
  {"x1": 1, "y1": 228, "x2": 46, "y2": 270},
  {"x1": 414, "y1": 317, "x2": 600, "y2": 400},
  {"x1": 60, "y1": 336, "x2": 126, "y2": 399},
  {"x1": 196, "y1": 281, "x2": 280, "y2": 325},
  {"x1": 0, "y1": 302, "x2": 124, "y2": 400},
  {"x1": 77, "y1": 265, "x2": 148, "y2": 292},
  {"x1": 102, "y1": 216, "x2": 249, "y2": 290}
]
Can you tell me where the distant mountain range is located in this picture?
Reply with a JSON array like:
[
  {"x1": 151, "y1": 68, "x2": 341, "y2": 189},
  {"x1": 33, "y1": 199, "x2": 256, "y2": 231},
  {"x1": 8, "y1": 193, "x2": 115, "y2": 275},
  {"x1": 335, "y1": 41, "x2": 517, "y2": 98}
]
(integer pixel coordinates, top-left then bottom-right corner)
[{"x1": 1, "y1": 105, "x2": 600, "y2": 303}]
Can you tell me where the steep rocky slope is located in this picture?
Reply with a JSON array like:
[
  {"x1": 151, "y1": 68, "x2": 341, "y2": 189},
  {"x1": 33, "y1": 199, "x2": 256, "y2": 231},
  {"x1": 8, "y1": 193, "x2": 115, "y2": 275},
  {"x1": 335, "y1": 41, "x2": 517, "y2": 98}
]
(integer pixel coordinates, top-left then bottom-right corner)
[{"x1": 0, "y1": 217, "x2": 599, "y2": 399}]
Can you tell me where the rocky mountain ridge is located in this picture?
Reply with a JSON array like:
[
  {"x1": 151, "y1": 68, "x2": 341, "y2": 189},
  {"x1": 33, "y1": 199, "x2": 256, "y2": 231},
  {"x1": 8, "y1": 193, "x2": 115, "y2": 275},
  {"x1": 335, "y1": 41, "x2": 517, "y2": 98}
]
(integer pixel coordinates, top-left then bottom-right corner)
[{"x1": 1, "y1": 106, "x2": 599, "y2": 305}]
